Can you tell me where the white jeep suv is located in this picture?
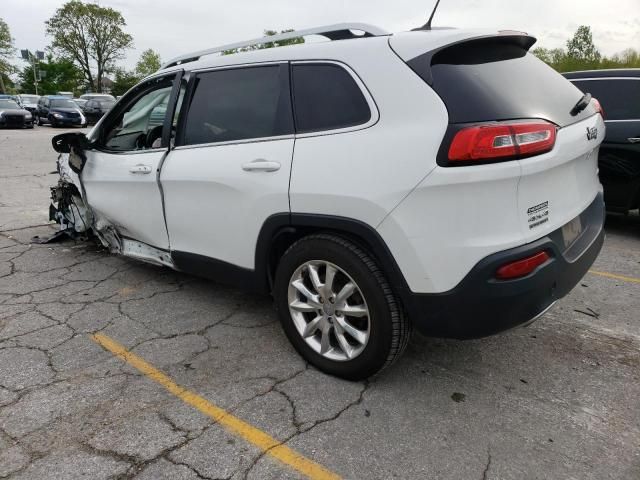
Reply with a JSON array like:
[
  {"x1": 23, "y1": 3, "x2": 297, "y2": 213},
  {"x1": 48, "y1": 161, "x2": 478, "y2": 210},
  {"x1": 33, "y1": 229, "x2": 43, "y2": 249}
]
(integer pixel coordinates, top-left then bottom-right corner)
[{"x1": 50, "y1": 24, "x2": 605, "y2": 379}]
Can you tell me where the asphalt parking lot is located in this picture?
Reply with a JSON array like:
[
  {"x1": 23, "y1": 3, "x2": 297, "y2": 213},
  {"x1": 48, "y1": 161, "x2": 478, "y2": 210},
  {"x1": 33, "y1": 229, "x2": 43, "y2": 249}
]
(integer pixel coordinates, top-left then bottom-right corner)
[{"x1": 0, "y1": 126, "x2": 639, "y2": 480}]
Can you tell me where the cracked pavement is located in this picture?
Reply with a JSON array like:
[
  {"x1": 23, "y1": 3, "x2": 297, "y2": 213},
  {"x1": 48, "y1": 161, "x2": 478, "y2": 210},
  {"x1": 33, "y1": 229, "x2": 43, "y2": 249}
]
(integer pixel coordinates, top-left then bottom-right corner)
[{"x1": 0, "y1": 127, "x2": 639, "y2": 479}]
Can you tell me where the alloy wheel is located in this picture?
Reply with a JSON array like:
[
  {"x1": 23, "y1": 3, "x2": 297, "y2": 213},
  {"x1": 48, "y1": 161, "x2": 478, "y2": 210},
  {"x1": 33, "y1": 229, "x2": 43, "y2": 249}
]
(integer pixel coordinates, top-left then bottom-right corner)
[{"x1": 288, "y1": 260, "x2": 370, "y2": 361}]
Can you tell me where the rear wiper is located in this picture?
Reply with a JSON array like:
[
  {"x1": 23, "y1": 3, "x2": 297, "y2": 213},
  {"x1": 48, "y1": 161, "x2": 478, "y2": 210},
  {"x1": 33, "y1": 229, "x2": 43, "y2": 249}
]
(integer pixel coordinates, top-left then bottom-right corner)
[{"x1": 570, "y1": 93, "x2": 592, "y2": 116}]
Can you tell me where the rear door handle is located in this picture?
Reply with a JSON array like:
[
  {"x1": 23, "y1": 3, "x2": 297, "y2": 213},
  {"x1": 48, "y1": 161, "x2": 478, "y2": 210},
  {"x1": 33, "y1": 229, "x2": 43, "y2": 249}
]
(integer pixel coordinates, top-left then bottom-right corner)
[
  {"x1": 628, "y1": 137, "x2": 640, "y2": 143},
  {"x1": 129, "y1": 164, "x2": 152, "y2": 174},
  {"x1": 241, "y1": 159, "x2": 281, "y2": 172}
]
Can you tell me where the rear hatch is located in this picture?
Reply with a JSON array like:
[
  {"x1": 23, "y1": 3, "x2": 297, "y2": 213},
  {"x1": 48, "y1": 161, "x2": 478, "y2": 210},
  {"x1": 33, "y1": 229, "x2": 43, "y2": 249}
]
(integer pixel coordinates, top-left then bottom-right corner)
[{"x1": 393, "y1": 32, "x2": 604, "y2": 241}]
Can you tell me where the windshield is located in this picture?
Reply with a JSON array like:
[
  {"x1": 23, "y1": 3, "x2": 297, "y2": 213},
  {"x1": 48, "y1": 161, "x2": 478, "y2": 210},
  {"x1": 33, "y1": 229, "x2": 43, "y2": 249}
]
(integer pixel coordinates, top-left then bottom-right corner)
[
  {"x1": 51, "y1": 99, "x2": 78, "y2": 108},
  {"x1": 99, "y1": 101, "x2": 115, "y2": 108},
  {"x1": 20, "y1": 95, "x2": 39, "y2": 103},
  {"x1": 0, "y1": 100, "x2": 19, "y2": 109}
]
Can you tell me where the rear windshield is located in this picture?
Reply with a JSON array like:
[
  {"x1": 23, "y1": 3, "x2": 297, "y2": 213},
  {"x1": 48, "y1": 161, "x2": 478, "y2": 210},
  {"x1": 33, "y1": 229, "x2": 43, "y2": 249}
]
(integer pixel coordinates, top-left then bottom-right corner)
[
  {"x1": 411, "y1": 38, "x2": 594, "y2": 127},
  {"x1": 570, "y1": 78, "x2": 640, "y2": 120},
  {"x1": 99, "y1": 101, "x2": 115, "y2": 108}
]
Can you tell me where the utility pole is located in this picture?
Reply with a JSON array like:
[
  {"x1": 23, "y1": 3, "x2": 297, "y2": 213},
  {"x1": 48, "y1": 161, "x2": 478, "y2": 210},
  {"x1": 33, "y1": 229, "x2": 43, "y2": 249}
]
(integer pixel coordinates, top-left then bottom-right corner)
[{"x1": 20, "y1": 49, "x2": 44, "y2": 95}]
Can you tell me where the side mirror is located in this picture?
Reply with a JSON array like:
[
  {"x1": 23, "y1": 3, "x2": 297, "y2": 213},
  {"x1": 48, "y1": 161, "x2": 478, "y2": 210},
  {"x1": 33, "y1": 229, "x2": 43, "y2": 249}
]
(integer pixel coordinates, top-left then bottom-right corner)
[
  {"x1": 52, "y1": 132, "x2": 92, "y2": 174},
  {"x1": 52, "y1": 132, "x2": 90, "y2": 153}
]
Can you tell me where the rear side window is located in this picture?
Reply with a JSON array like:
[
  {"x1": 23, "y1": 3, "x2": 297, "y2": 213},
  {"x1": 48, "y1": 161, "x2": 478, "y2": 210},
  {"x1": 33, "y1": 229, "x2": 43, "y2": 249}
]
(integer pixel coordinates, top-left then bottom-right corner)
[
  {"x1": 410, "y1": 38, "x2": 593, "y2": 127},
  {"x1": 571, "y1": 79, "x2": 640, "y2": 120},
  {"x1": 292, "y1": 63, "x2": 371, "y2": 133},
  {"x1": 182, "y1": 65, "x2": 292, "y2": 146}
]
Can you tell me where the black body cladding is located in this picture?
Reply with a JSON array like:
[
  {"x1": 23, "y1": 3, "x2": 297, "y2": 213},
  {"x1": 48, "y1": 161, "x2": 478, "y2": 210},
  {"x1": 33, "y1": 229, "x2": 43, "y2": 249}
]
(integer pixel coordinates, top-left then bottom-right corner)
[{"x1": 171, "y1": 193, "x2": 604, "y2": 340}]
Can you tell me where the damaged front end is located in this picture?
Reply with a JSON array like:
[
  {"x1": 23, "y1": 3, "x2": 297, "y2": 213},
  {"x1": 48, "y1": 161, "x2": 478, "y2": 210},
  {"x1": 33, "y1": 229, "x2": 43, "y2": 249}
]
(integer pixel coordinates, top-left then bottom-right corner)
[
  {"x1": 48, "y1": 133, "x2": 173, "y2": 269},
  {"x1": 50, "y1": 157, "x2": 92, "y2": 234},
  {"x1": 48, "y1": 133, "x2": 122, "y2": 252}
]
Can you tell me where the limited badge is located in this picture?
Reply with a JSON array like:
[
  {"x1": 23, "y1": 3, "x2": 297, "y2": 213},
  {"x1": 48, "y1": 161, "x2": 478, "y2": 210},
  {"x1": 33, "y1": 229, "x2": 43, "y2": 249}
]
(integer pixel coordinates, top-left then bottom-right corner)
[{"x1": 527, "y1": 201, "x2": 549, "y2": 229}]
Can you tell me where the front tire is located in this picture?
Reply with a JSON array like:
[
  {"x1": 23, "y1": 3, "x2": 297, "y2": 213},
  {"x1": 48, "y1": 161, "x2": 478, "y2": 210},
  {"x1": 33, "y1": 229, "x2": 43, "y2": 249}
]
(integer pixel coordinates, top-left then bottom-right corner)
[{"x1": 274, "y1": 234, "x2": 411, "y2": 380}]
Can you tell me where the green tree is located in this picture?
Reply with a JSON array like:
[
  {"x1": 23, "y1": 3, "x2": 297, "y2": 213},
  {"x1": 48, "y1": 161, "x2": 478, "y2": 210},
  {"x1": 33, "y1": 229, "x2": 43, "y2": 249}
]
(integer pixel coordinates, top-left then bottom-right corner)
[
  {"x1": 0, "y1": 17, "x2": 15, "y2": 93},
  {"x1": 566, "y1": 26, "x2": 601, "y2": 66},
  {"x1": 19, "y1": 55, "x2": 84, "y2": 95},
  {"x1": 45, "y1": 0, "x2": 133, "y2": 92},
  {"x1": 222, "y1": 29, "x2": 304, "y2": 55},
  {"x1": 135, "y1": 49, "x2": 161, "y2": 78},
  {"x1": 110, "y1": 68, "x2": 139, "y2": 97},
  {"x1": 532, "y1": 47, "x2": 568, "y2": 70}
]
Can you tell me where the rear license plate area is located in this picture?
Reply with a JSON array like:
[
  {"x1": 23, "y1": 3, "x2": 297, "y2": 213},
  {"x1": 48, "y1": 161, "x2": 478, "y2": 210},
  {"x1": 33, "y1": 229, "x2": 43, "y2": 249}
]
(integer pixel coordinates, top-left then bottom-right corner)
[{"x1": 562, "y1": 215, "x2": 583, "y2": 249}]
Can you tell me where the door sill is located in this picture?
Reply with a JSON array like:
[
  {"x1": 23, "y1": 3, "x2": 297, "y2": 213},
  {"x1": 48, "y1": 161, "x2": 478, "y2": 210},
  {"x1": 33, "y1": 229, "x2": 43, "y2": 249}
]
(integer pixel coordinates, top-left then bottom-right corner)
[{"x1": 121, "y1": 238, "x2": 174, "y2": 268}]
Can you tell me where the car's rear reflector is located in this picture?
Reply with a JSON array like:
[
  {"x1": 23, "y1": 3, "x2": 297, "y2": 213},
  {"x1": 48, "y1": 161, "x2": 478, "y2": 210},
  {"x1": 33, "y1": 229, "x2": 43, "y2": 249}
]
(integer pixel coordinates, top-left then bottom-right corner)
[
  {"x1": 448, "y1": 121, "x2": 557, "y2": 162},
  {"x1": 495, "y1": 251, "x2": 550, "y2": 280}
]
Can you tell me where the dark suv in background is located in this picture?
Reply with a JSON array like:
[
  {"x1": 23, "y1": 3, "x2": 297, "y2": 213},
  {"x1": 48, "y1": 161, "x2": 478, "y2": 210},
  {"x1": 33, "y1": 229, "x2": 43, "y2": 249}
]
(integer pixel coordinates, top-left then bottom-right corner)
[
  {"x1": 36, "y1": 95, "x2": 87, "y2": 127},
  {"x1": 564, "y1": 69, "x2": 640, "y2": 214},
  {"x1": 82, "y1": 98, "x2": 115, "y2": 124}
]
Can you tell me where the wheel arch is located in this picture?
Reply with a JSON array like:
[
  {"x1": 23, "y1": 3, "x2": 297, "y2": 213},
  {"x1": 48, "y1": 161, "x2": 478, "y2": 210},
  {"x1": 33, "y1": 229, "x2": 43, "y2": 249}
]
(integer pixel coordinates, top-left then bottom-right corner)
[{"x1": 256, "y1": 213, "x2": 411, "y2": 296}]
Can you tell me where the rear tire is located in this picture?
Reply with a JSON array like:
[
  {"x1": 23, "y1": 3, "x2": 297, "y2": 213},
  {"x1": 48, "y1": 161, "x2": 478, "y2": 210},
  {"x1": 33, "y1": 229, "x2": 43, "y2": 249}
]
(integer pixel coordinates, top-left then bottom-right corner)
[{"x1": 274, "y1": 234, "x2": 411, "y2": 380}]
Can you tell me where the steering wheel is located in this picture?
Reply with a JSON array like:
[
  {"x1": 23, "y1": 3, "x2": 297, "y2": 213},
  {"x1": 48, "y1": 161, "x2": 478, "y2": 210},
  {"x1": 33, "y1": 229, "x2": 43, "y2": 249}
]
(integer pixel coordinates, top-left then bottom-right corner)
[{"x1": 146, "y1": 125, "x2": 164, "y2": 149}]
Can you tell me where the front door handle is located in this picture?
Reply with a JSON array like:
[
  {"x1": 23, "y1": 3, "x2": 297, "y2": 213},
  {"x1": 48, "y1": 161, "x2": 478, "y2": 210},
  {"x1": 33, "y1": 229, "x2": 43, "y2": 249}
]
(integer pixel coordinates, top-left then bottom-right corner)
[
  {"x1": 628, "y1": 137, "x2": 640, "y2": 143},
  {"x1": 241, "y1": 159, "x2": 281, "y2": 172},
  {"x1": 129, "y1": 164, "x2": 152, "y2": 174}
]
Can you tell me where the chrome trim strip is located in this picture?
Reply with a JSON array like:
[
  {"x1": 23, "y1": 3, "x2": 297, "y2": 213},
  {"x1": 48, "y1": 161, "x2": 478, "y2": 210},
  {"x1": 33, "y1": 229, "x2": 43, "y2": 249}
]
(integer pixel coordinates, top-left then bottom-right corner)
[{"x1": 172, "y1": 135, "x2": 295, "y2": 151}]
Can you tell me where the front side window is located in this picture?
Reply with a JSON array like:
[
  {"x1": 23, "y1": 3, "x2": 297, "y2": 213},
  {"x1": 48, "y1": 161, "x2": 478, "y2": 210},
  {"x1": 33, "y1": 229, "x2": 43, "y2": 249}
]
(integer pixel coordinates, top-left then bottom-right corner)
[
  {"x1": 182, "y1": 65, "x2": 292, "y2": 146},
  {"x1": 572, "y1": 79, "x2": 640, "y2": 120},
  {"x1": 101, "y1": 76, "x2": 174, "y2": 152},
  {"x1": 291, "y1": 63, "x2": 371, "y2": 133}
]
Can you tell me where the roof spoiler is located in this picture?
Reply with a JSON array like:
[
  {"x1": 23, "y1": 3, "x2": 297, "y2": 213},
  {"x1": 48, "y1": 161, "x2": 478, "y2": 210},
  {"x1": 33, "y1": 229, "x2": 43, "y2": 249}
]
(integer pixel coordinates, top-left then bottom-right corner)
[{"x1": 406, "y1": 33, "x2": 537, "y2": 85}]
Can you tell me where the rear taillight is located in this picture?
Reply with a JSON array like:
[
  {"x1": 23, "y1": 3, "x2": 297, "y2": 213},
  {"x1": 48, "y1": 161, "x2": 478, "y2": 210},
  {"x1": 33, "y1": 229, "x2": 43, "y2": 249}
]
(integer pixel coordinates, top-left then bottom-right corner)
[
  {"x1": 448, "y1": 121, "x2": 557, "y2": 163},
  {"x1": 495, "y1": 251, "x2": 550, "y2": 280},
  {"x1": 592, "y1": 98, "x2": 605, "y2": 119}
]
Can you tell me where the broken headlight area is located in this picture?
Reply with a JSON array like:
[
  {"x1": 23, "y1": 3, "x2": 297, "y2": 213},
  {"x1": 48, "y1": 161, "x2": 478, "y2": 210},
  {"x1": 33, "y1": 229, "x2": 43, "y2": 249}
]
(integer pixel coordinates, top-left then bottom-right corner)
[
  {"x1": 49, "y1": 180, "x2": 93, "y2": 235},
  {"x1": 43, "y1": 152, "x2": 124, "y2": 252}
]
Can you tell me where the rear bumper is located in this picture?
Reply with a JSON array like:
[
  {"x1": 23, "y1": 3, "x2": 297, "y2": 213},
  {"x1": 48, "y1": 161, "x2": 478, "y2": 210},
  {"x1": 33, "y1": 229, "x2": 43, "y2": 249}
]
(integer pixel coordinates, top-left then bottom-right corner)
[{"x1": 403, "y1": 192, "x2": 605, "y2": 339}]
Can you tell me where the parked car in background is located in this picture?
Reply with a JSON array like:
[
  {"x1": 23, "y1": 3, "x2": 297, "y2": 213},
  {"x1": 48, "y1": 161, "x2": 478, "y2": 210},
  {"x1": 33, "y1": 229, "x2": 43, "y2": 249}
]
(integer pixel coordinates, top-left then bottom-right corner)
[
  {"x1": 50, "y1": 24, "x2": 605, "y2": 379},
  {"x1": 564, "y1": 69, "x2": 640, "y2": 214},
  {"x1": 82, "y1": 98, "x2": 115, "y2": 124},
  {"x1": 17, "y1": 94, "x2": 40, "y2": 115},
  {"x1": 56, "y1": 91, "x2": 74, "y2": 99},
  {"x1": 79, "y1": 93, "x2": 116, "y2": 102},
  {"x1": 0, "y1": 94, "x2": 21, "y2": 104},
  {"x1": 74, "y1": 98, "x2": 88, "y2": 109},
  {"x1": 36, "y1": 96, "x2": 86, "y2": 127},
  {"x1": 0, "y1": 98, "x2": 34, "y2": 128}
]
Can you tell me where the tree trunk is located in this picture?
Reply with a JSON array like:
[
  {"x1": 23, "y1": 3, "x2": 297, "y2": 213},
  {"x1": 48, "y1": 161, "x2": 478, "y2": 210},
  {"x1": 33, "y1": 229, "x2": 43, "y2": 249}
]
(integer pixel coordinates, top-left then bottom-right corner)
[{"x1": 0, "y1": 74, "x2": 6, "y2": 94}]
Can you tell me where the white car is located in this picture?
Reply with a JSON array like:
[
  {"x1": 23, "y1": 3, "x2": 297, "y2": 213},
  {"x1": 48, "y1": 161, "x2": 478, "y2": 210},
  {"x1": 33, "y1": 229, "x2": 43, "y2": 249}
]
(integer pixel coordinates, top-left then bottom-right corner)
[{"x1": 50, "y1": 23, "x2": 605, "y2": 379}]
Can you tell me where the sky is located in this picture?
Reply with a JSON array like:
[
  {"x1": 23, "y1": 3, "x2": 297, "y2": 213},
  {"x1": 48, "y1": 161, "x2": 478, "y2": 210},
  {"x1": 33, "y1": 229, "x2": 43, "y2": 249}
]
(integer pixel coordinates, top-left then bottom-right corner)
[{"x1": 2, "y1": 0, "x2": 640, "y2": 71}]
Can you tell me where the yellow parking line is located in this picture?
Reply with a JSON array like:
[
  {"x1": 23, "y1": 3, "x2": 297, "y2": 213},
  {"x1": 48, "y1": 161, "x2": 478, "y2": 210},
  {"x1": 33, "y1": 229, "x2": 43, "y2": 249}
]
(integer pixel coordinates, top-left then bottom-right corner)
[
  {"x1": 91, "y1": 333, "x2": 340, "y2": 480},
  {"x1": 589, "y1": 270, "x2": 640, "y2": 284}
]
